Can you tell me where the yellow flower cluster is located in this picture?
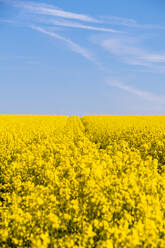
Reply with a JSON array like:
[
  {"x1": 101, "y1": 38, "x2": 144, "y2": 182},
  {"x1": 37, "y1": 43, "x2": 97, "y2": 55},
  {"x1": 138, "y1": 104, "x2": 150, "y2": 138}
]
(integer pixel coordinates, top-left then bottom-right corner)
[{"x1": 1, "y1": 115, "x2": 165, "y2": 247}]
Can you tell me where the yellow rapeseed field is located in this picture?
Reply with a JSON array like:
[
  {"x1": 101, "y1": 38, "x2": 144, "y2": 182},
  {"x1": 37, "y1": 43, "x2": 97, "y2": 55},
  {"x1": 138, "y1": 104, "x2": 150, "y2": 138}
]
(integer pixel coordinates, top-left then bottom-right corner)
[{"x1": 1, "y1": 115, "x2": 165, "y2": 247}]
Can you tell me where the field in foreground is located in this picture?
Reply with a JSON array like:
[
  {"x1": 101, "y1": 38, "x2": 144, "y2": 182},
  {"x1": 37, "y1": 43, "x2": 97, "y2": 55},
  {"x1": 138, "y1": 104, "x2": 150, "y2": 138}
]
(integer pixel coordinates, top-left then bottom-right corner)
[{"x1": 1, "y1": 115, "x2": 165, "y2": 247}]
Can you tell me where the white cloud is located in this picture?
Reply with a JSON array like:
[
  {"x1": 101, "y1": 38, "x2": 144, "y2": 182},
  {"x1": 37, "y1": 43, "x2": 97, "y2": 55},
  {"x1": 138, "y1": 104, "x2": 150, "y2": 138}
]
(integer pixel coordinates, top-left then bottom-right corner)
[
  {"x1": 101, "y1": 36, "x2": 165, "y2": 67},
  {"x1": 102, "y1": 37, "x2": 142, "y2": 56},
  {"x1": 30, "y1": 25, "x2": 95, "y2": 62},
  {"x1": 140, "y1": 54, "x2": 165, "y2": 63},
  {"x1": 0, "y1": 0, "x2": 120, "y2": 33},
  {"x1": 1, "y1": 0, "x2": 99, "y2": 23},
  {"x1": 102, "y1": 16, "x2": 137, "y2": 27},
  {"x1": 1, "y1": 0, "x2": 165, "y2": 31},
  {"x1": 44, "y1": 19, "x2": 118, "y2": 33},
  {"x1": 102, "y1": 16, "x2": 165, "y2": 30},
  {"x1": 107, "y1": 79, "x2": 165, "y2": 105}
]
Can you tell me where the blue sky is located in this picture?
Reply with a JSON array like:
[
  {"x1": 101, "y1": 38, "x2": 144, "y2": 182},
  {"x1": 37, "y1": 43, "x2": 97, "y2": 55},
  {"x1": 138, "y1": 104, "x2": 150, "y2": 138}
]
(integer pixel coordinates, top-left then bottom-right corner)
[{"x1": 1, "y1": 0, "x2": 165, "y2": 115}]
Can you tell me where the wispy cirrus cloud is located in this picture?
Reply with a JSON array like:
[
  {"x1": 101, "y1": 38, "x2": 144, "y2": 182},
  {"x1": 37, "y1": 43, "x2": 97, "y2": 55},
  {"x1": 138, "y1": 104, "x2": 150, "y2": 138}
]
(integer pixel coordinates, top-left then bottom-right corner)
[
  {"x1": 140, "y1": 54, "x2": 165, "y2": 63},
  {"x1": 0, "y1": 0, "x2": 120, "y2": 33},
  {"x1": 101, "y1": 16, "x2": 165, "y2": 30},
  {"x1": 1, "y1": 0, "x2": 165, "y2": 31},
  {"x1": 100, "y1": 36, "x2": 165, "y2": 68},
  {"x1": 106, "y1": 79, "x2": 165, "y2": 105},
  {"x1": 0, "y1": 0, "x2": 99, "y2": 23},
  {"x1": 42, "y1": 19, "x2": 118, "y2": 33},
  {"x1": 30, "y1": 25, "x2": 95, "y2": 62},
  {"x1": 1, "y1": 0, "x2": 165, "y2": 109}
]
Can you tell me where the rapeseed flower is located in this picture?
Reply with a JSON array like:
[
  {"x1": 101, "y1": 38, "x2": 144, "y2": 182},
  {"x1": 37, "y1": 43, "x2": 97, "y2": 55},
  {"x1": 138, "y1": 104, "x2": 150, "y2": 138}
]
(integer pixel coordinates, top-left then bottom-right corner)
[{"x1": 1, "y1": 115, "x2": 165, "y2": 247}]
